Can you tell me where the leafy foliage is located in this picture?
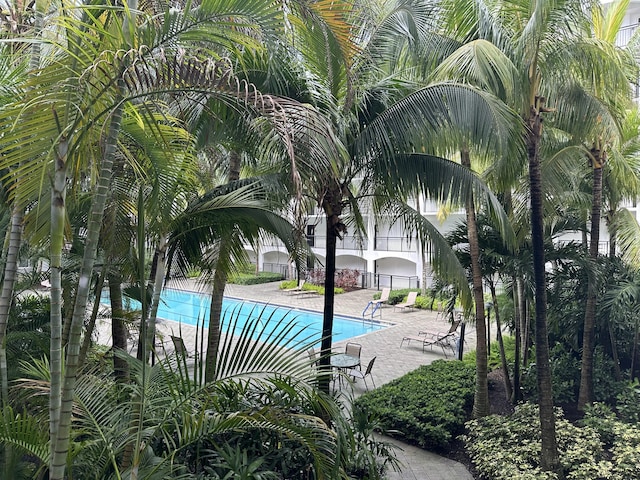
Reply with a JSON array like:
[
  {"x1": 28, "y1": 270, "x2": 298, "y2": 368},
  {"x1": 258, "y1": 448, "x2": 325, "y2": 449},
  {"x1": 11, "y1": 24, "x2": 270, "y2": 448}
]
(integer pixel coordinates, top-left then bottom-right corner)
[
  {"x1": 463, "y1": 402, "x2": 640, "y2": 480},
  {"x1": 228, "y1": 272, "x2": 284, "y2": 285},
  {"x1": 353, "y1": 360, "x2": 475, "y2": 449}
]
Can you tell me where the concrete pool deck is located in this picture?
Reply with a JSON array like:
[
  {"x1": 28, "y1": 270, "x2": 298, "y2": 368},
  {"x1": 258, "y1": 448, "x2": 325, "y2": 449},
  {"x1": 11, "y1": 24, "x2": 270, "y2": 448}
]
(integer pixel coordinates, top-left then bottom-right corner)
[{"x1": 94, "y1": 279, "x2": 475, "y2": 479}]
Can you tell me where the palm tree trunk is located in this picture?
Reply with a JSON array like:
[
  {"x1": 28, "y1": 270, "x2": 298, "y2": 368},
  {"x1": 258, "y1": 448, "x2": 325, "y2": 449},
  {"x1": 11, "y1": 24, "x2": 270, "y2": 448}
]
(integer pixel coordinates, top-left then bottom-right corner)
[
  {"x1": 490, "y1": 280, "x2": 512, "y2": 400},
  {"x1": 50, "y1": 99, "x2": 124, "y2": 479},
  {"x1": 49, "y1": 136, "x2": 68, "y2": 470},
  {"x1": 527, "y1": 99, "x2": 560, "y2": 474},
  {"x1": 512, "y1": 274, "x2": 522, "y2": 403},
  {"x1": 78, "y1": 272, "x2": 105, "y2": 366},
  {"x1": 145, "y1": 235, "x2": 168, "y2": 364},
  {"x1": 108, "y1": 272, "x2": 130, "y2": 382},
  {"x1": 205, "y1": 150, "x2": 241, "y2": 383},
  {"x1": 578, "y1": 149, "x2": 604, "y2": 410},
  {"x1": 0, "y1": 207, "x2": 23, "y2": 405},
  {"x1": 319, "y1": 185, "x2": 344, "y2": 394},
  {"x1": 460, "y1": 149, "x2": 489, "y2": 417},
  {"x1": 205, "y1": 247, "x2": 229, "y2": 383}
]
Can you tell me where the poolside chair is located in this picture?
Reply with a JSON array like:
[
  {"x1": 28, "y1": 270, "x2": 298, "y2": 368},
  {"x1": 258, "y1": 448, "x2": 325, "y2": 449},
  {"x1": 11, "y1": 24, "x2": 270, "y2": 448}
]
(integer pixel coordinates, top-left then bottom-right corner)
[
  {"x1": 307, "y1": 346, "x2": 319, "y2": 367},
  {"x1": 375, "y1": 287, "x2": 391, "y2": 307},
  {"x1": 171, "y1": 335, "x2": 188, "y2": 357},
  {"x1": 348, "y1": 356, "x2": 376, "y2": 391},
  {"x1": 400, "y1": 320, "x2": 461, "y2": 358},
  {"x1": 393, "y1": 291, "x2": 418, "y2": 312},
  {"x1": 283, "y1": 279, "x2": 305, "y2": 294},
  {"x1": 345, "y1": 342, "x2": 362, "y2": 369}
]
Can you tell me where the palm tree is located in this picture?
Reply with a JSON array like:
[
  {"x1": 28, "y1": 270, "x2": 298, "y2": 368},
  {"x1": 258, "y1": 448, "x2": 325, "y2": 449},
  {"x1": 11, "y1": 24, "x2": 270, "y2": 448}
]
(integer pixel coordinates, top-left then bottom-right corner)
[
  {"x1": 577, "y1": 0, "x2": 636, "y2": 411},
  {"x1": 285, "y1": 1, "x2": 519, "y2": 393},
  {"x1": 0, "y1": 1, "x2": 338, "y2": 476},
  {"x1": 435, "y1": 0, "x2": 634, "y2": 471}
]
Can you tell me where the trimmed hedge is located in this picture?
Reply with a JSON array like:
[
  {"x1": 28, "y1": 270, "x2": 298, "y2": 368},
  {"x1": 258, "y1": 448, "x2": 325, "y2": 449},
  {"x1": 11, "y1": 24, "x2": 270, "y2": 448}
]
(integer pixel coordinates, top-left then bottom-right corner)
[
  {"x1": 279, "y1": 280, "x2": 344, "y2": 295},
  {"x1": 353, "y1": 360, "x2": 475, "y2": 450},
  {"x1": 229, "y1": 272, "x2": 284, "y2": 285}
]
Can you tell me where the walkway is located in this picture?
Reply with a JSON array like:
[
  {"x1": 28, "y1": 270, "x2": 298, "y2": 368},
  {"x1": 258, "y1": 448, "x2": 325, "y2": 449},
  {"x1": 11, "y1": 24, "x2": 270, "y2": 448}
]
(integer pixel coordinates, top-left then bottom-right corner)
[{"x1": 95, "y1": 280, "x2": 475, "y2": 479}]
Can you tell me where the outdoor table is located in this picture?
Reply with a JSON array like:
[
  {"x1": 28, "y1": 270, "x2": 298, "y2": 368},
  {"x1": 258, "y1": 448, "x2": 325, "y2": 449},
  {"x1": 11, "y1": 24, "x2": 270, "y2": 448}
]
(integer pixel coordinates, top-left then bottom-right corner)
[
  {"x1": 330, "y1": 353, "x2": 360, "y2": 370},
  {"x1": 330, "y1": 353, "x2": 360, "y2": 387}
]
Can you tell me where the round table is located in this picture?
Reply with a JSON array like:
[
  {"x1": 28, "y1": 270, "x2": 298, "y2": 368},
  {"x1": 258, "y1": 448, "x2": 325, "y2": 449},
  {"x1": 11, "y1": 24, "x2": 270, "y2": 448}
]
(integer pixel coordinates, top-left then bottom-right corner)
[
  {"x1": 330, "y1": 353, "x2": 360, "y2": 369},
  {"x1": 330, "y1": 353, "x2": 360, "y2": 388}
]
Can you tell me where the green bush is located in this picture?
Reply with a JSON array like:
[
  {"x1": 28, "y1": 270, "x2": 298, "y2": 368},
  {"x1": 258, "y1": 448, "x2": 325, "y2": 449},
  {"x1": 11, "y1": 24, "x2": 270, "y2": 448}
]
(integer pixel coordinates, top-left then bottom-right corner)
[
  {"x1": 353, "y1": 360, "x2": 475, "y2": 450},
  {"x1": 229, "y1": 272, "x2": 284, "y2": 285},
  {"x1": 463, "y1": 402, "x2": 640, "y2": 480},
  {"x1": 278, "y1": 280, "x2": 343, "y2": 295},
  {"x1": 462, "y1": 335, "x2": 517, "y2": 371},
  {"x1": 615, "y1": 380, "x2": 640, "y2": 423},
  {"x1": 521, "y1": 345, "x2": 626, "y2": 406}
]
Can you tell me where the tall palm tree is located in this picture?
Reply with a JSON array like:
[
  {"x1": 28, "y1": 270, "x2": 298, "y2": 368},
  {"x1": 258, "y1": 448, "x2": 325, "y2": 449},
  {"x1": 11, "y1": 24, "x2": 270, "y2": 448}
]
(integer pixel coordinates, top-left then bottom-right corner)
[
  {"x1": 435, "y1": 0, "x2": 633, "y2": 471},
  {"x1": 577, "y1": 0, "x2": 636, "y2": 410},
  {"x1": 0, "y1": 1, "x2": 336, "y2": 476},
  {"x1": 285, "y1": 0, "x2": 519, "y2": 393}
]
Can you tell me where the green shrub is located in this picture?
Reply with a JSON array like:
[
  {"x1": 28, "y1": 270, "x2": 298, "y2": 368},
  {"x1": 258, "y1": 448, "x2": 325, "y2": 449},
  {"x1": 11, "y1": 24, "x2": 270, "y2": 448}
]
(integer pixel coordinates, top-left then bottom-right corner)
[
  {"x1": 462, "y1": 335, "x2": 517, "y2": 371},
  {"x1": 615, "y1": 380, "x2": 640, "y2": 423},
  {"x1": 521, "y1": 345, "x2": 626, "y2": 406},
  {"x1": 463, "y1": 401, "x2": 640, "y2": 480},
  {"x1": 278, "y1": 280, "x2": 344, "y2": 295},
  {"x1": 229, "y1": 272, "x2": 284, "y2": 285},
  {"x1": 353, "y1": 360, "x2": 475, "y2": 450}
]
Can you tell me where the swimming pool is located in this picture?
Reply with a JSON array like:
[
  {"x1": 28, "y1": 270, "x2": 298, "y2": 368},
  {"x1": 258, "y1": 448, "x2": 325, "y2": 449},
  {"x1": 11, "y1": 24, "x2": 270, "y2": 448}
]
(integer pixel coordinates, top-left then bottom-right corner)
[{"x1": 110, "y1": 288, "x2": 387, "y2": 345}]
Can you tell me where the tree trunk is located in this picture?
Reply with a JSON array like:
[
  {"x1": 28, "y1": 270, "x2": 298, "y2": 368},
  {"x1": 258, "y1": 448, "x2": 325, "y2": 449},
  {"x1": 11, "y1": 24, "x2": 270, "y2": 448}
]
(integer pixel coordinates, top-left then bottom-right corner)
[
  {"x1": 50, "y1": 99, "x2": 124, "y2": 479},
  {"x1": 0, "y1": 207, "x2": 23, "y2": 405},
  {"x1": 460, "y1": 149, "x2": 489, "y2": 418},
  {"x1": 78, "y1": 272, "x2": 105, "y2": 366},
  {"x1": 512, "y1": 274, "x2": 522, "y2": 403},
  {"x1": 578, "y1": 148, "x2": 604, "y2": 410},
  {"x1": 145, "y1": 235, "x2": 168, "y2": 365},
  {"x1": 205, "y1": 245, "x2": 229, "y2": 383},
  {"x1": 204, "y1": 150, "x2": 241, "y2": 382},
  {"x1": 490, "y1": 280, "x2": 512, "y2": 400},
  {"x1": 527, "y1": 99, "x2": 560, "y2": 474},
  {"x1": 49, "y1": 136, "x2": 68, "y2": 470},
  {"x1": 108, "y1": 272, "x2": 129, "y2": 382},
  {"x1": 318, "y1": 184, "x2": 345, "y2": 394}
]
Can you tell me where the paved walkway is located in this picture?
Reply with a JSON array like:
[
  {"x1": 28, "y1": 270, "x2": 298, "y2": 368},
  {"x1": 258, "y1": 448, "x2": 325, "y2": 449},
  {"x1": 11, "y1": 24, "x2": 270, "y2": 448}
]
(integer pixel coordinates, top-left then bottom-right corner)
[{"x1": 95, "y1": 280, "x2": 475, "y2": 479}]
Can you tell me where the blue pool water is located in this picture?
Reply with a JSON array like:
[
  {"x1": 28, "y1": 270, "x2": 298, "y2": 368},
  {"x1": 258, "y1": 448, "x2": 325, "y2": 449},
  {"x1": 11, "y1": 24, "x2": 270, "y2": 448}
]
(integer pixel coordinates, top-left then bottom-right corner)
[{"x1": 108, "y1": 288, "x2": 386, "y2": 345}]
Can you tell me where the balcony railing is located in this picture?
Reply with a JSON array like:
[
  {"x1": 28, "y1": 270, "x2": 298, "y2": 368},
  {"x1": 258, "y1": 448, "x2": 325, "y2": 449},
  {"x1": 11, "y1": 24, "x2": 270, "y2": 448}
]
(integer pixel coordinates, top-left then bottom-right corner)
[
  {"x1": 616, "y1": 24, "x2": 638, "y2": 47},
  {"x1": 374, "y1": 236, "x2": 418, "y2": 252}
]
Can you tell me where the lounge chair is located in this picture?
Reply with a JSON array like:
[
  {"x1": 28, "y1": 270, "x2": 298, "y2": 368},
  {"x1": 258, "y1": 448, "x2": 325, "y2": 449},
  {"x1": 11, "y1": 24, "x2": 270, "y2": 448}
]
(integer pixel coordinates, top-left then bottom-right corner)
[
  {"x1": 400, "y1": 320, "x2": 461, "y2": 357},
  {"x1": 393, "y1": 291, "x2": 418, "y2": 312},
  {"x1": 290, "y1": 288, "x2": 319, "y2": 298},
  {"x1": 348, "y1": 356, "x2": 376, "y2": 390},
  {"x1": 171, "y1": 335, "x2": 188, "y2": 357},
  {"x1": 283, "y1": 279, "x2": 305, "y2": 293},
  {"x1": 375, "y1": 287, "x2": 391, "y2": 307}
]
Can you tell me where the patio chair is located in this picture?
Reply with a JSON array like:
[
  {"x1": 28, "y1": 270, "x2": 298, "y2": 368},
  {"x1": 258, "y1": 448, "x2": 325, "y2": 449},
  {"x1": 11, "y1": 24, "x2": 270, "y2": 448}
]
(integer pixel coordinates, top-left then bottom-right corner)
[
  {"x1": 283, "y1": 279, "x2": 305, "y2": 294},
  {"x1": 307, "y1": 346, "x2": 319, "y2": 366},
  {"x1": 348, "y1": 356, "x2": 376, "y2": 391},
  {"x1": 400, "y1": 320, "x2": 461, "y2": 358},
  {"x1": 171, "y1": 335, "x2": 188, "y2": 357},
  {"x1": 345, "y1": 342, "x2": 362, "y2": 369},
  {"x1": 393, "y1": 291, "x2": 418, "y2": 312},
  {"x1": 375, "y1": 287, "x2": 391, "y2": 307}
]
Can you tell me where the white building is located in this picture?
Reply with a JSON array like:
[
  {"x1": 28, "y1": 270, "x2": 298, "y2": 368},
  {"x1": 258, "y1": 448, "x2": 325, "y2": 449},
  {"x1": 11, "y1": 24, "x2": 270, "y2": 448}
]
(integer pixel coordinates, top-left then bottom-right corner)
[{"x1": 253, "y1": 3, "x2": 640, "y2": 288}]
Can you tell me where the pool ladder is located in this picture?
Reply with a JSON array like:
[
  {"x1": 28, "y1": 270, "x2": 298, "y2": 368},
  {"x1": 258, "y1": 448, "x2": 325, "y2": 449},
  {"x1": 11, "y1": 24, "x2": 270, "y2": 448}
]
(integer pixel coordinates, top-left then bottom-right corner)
[{"x1": 362, "y1": 301, "x2": 382, "y2": 324}]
